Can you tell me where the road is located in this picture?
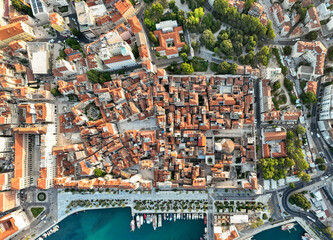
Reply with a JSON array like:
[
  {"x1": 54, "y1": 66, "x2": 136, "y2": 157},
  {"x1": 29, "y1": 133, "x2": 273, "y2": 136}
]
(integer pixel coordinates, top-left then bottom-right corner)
[{"x1": 281, "y1": 168, "x2": 333, "y2": 240}]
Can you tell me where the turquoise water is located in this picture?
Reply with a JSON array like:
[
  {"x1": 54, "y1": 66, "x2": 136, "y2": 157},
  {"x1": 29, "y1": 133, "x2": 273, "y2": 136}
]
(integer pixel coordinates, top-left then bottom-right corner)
[
  {"x1": 46, "y1": 208, "x2": 305, "y2": 240},
  {"x1": 253, "y1": 223, "x2": 306, "y2": 240},
  {"x1": 46, "y1": 208, "x2": 205, "y2": 240}
]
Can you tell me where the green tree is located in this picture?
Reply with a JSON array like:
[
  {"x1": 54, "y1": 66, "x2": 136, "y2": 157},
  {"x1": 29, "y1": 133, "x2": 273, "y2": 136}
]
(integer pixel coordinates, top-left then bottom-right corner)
[
  {"x1": 315, "y1": 158, "x2": 325, "y2": 164},
  {"x1": 256, "y1": 46, "x2": 270, "y2": 66},
  {"x1": 287, "y1": 131, "x2": 295, "y2": 139},
  {"x1": 245, "y1": 0, "x2": 254, "y2": 12},
  {"x1": 94, "y1": 168, "x2": 104, "y2": 177},
  {"x1": 273, "y1": 81, "x2": 281, "y2": 91},
  {"x1": 300, "y1": 91, "x2": 317, "y2": 104},
  {"x1": 180, "y1": 52, "x2": 189, "y2": 62},
  {"x1": 151, "y1": 3, "x2": 163, "y2": 21},
  {"x1": 305, "y1": 31, "x2": 318, "y2": 41},
  {"x1": 51, "y1": 87, "x2": 61, "y2": 97},
  {"x1": 230, "y1": 63, "x2": 238, "y2": 75},
  {"x1": 213, "y1": 0, "x2": 228, "y2": 15},
  {"x1": 181, "y1": 63, "x2": 194, "y2": 74},
  {"x1": 262, "y1": 213, "x2": 268, "y2": 220},
  {"x1": 318, "y1": 164, "x2": 327, "y2": 171},
  {"x1": 65, "y1": 38, "x2": 82, "y2": 51},
  {"x1": 181, "y1": 44, "x2": 190, "y2": 54},
  {"x1": 191, "y1": 41, "x2": 200, "y2": 51},
  {"x1": 300, "y1": 172, "x2": 311, "y2": 182},
  {"x1": 289, "y1": 193, "x2": 311, "y2": 210},
  {"x1": 289, "y1": 183, "x2": 295, "y2": 188},
  {"x1": 132, "y1": 44, "x2": 139, "y2": 59},
  {"x1": 71, "y1": 28, "x2": 81, "y2": 37},
  {"x1": 296, "y1": 125, "x2": 306, "y2": 135},
  {"x1": 200, "y1": 29, "x2": 215, "y2": 50},
  {"x1": 328, "y1": 46, "x2": 333, "y2": 61},
  {"x1": 283, "y1": 46, "x2": 292, "y2": 56},
  {"x1": 218, "y1": 61, "x2": 231, "y2": 74},
  {"x1": 148, "y1": 32, "x2": 158, "y2": 44}
]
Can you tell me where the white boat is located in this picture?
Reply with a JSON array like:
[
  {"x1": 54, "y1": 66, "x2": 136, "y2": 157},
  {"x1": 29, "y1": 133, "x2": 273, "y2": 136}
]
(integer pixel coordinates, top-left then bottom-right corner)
[
  {"x1": 136, "y1": 215, "x2": 141, "y2": 229},
  {"x1": 281, "y1": 223, "x2": 294, "y2": 231},
  {"x1": 130, "y1": 219, "x2": 135, "y2": 231},
  {"x1": 158, "y1": 214, "x2": 162, "y2": 227},
  {"x1": 153, "y1": 214, "x2": 157, "y2": 230},
  {"x1": 140, "y1": 215, "x2": 144, "y2": 226}
]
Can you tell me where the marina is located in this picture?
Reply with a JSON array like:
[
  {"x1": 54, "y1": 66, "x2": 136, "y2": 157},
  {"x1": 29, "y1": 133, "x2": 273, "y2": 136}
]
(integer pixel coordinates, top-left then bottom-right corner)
[
  {"x1": 45, "y1": 208, "x2": 205, "y2": 240},
  {"x1": 130, "y1": 213, "x2": 206, "y2": 231}
]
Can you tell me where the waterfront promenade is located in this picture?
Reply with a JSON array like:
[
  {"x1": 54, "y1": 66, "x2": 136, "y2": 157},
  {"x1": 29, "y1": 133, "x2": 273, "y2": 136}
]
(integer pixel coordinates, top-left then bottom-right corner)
[{"x1": 57, "y1": 190, "x2": 209, "y2": 221}]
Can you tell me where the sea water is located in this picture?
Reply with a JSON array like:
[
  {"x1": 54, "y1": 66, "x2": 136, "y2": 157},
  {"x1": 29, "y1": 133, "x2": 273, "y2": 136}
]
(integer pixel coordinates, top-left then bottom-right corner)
[{"x1": 46, "y1": 208, "x2": 205, "y2": 240}]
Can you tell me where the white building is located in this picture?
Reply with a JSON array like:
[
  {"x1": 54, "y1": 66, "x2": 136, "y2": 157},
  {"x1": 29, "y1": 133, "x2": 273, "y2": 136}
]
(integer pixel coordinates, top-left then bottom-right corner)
[
  {"x1": 55, "y1": 59, "x2": 77, "y2": 76},
  {"x1": 291, "y1": 41, "x2": 326, "y2": 78},
  {"x1": 316, "y1": 3, "x2": 332, "y2": 21},
  {"x1": 99, "y1": 42, "x2": 137, "y2": 71},
  {"x1": 0, "y1": 172, "x2": 14, "y2": 191},
  {"x1": 37, "y1": 124, "x2": 57, "y2": 189},
  {"x1": 27, "y1": 42, "x2": 51, "y2": 75},
  {"x1": 282, "y1": 0, "x2": 297, "y2": 9},
  {"x1": 319, "y1": 84, "x2": 333, "y2": 121},
  {"x1": 75, "y1": 1, "x2": 96, "y2": 39},
  {"x1": 0, "y1": 209, "x2": 30, "y2": 240},
  {"x1": 30, "y1": 0, "x2": 49, "y2": 22},
  {"x1": 46, "y1": 0, "x2": 68, "y2": 6}
]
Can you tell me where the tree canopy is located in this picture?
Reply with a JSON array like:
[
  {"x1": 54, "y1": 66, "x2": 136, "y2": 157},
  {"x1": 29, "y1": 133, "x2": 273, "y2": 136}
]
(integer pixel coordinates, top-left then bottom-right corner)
[
  {"x1": 87, "y1": 70, "x2": 111, "y2": 84},
  {"x1": 296, "y1": 125, "x2": 306, "y2": 135},
  {"x1": 289, "y1": 193, "x2": 311, "y2": 210},
  {"x1": 200, "y1": 29, "x2": 215, "y2": 51},
  {"x1": 259, "y1": 158, "x2": 295, "y2": 180},
  {"x1": 181, "y1": 63, "x2": 194, "y2": 74}
]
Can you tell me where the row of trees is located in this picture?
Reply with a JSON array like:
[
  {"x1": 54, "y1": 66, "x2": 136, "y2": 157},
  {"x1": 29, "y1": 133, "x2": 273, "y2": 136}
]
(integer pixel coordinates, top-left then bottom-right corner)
[{"x1": 286, "y1": 128, "x2": 311, "y2": 182}]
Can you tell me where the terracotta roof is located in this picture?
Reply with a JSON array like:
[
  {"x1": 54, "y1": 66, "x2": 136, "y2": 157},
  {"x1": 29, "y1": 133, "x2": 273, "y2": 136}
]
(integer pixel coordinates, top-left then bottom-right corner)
[
  {"x1": 104, "y1": 55, "x2": 132, "y2": 64},
  {"x1": 154, "y1": 26, "x2": 185, "y2": 56},
  {"x1": 264, "y1": 131, "x2": 286, "y2": 141},
  {"x1": 128, "y1": 16, "x2": 143, "y2": 34},
  {"x1": 0, "y1": 22, "x2": 29, "y2": 41}
]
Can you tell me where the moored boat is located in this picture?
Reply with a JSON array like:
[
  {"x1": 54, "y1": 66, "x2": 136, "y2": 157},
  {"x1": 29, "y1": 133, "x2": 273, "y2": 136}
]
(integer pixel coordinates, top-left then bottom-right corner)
[
  {"x1": 204, "y1": 215, "x2": 207, "y2": 224},
  {"x1": 130, "y1": 219, "x2": 135, "y2": 232},
  {"x1": 281, "y1": 223, "x2": 295, "y2": 231},
  {"x1": 164, "y1": 213, "x2": 166, "y2": 220},
  {"x1": 158, "y1": 214, "x2": 162, "y2": 227},
  {"x1": 174, "y1": 214, "x2": 176, "y2": 222},
  {"x1": 153, "y1": 214, "x2": 157, "y2": 230},
  {"x1": 302, "y1": 233, "x2": 314, "y2": 240},
  {"x1": 136, "y1": 215, "x2": 141, "y2": 229},
  {"x1": 140, "y1": 215, "x2": 143, "y2": 225},
  {"x1": 169, "y1": 213, "x2": 172, "y2": 221}
]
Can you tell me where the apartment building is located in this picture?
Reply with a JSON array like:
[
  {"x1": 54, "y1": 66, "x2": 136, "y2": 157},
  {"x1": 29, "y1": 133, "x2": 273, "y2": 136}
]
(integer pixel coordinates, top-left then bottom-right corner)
[
  {"x1": 49, "y1": 12, "x2": 69, "y2": 33},
  {"x1": 0, "y1": 191, "x2": 17, "y2": 212},
  {"x1": 29, "y1": 0, "x2": 50, "y2": 22},
  {"x1": 0, "y1": 22, "x2": 36, "y2": 48}
]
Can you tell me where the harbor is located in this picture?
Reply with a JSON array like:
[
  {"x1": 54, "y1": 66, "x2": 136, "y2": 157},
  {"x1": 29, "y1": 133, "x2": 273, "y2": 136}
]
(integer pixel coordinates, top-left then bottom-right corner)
[
  {"x1": 45, "y1": 208, "x2": 206, "y2": 240},
  {"x1": 130, "y1": 213, "x2": 207, "y2": 232}
]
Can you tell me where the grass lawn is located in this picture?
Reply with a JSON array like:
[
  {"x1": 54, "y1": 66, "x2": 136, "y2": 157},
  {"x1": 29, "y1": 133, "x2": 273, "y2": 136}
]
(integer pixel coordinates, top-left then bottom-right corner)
[{"x1": 31, "y1": 207, "x2": 44, "y2": 218}]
